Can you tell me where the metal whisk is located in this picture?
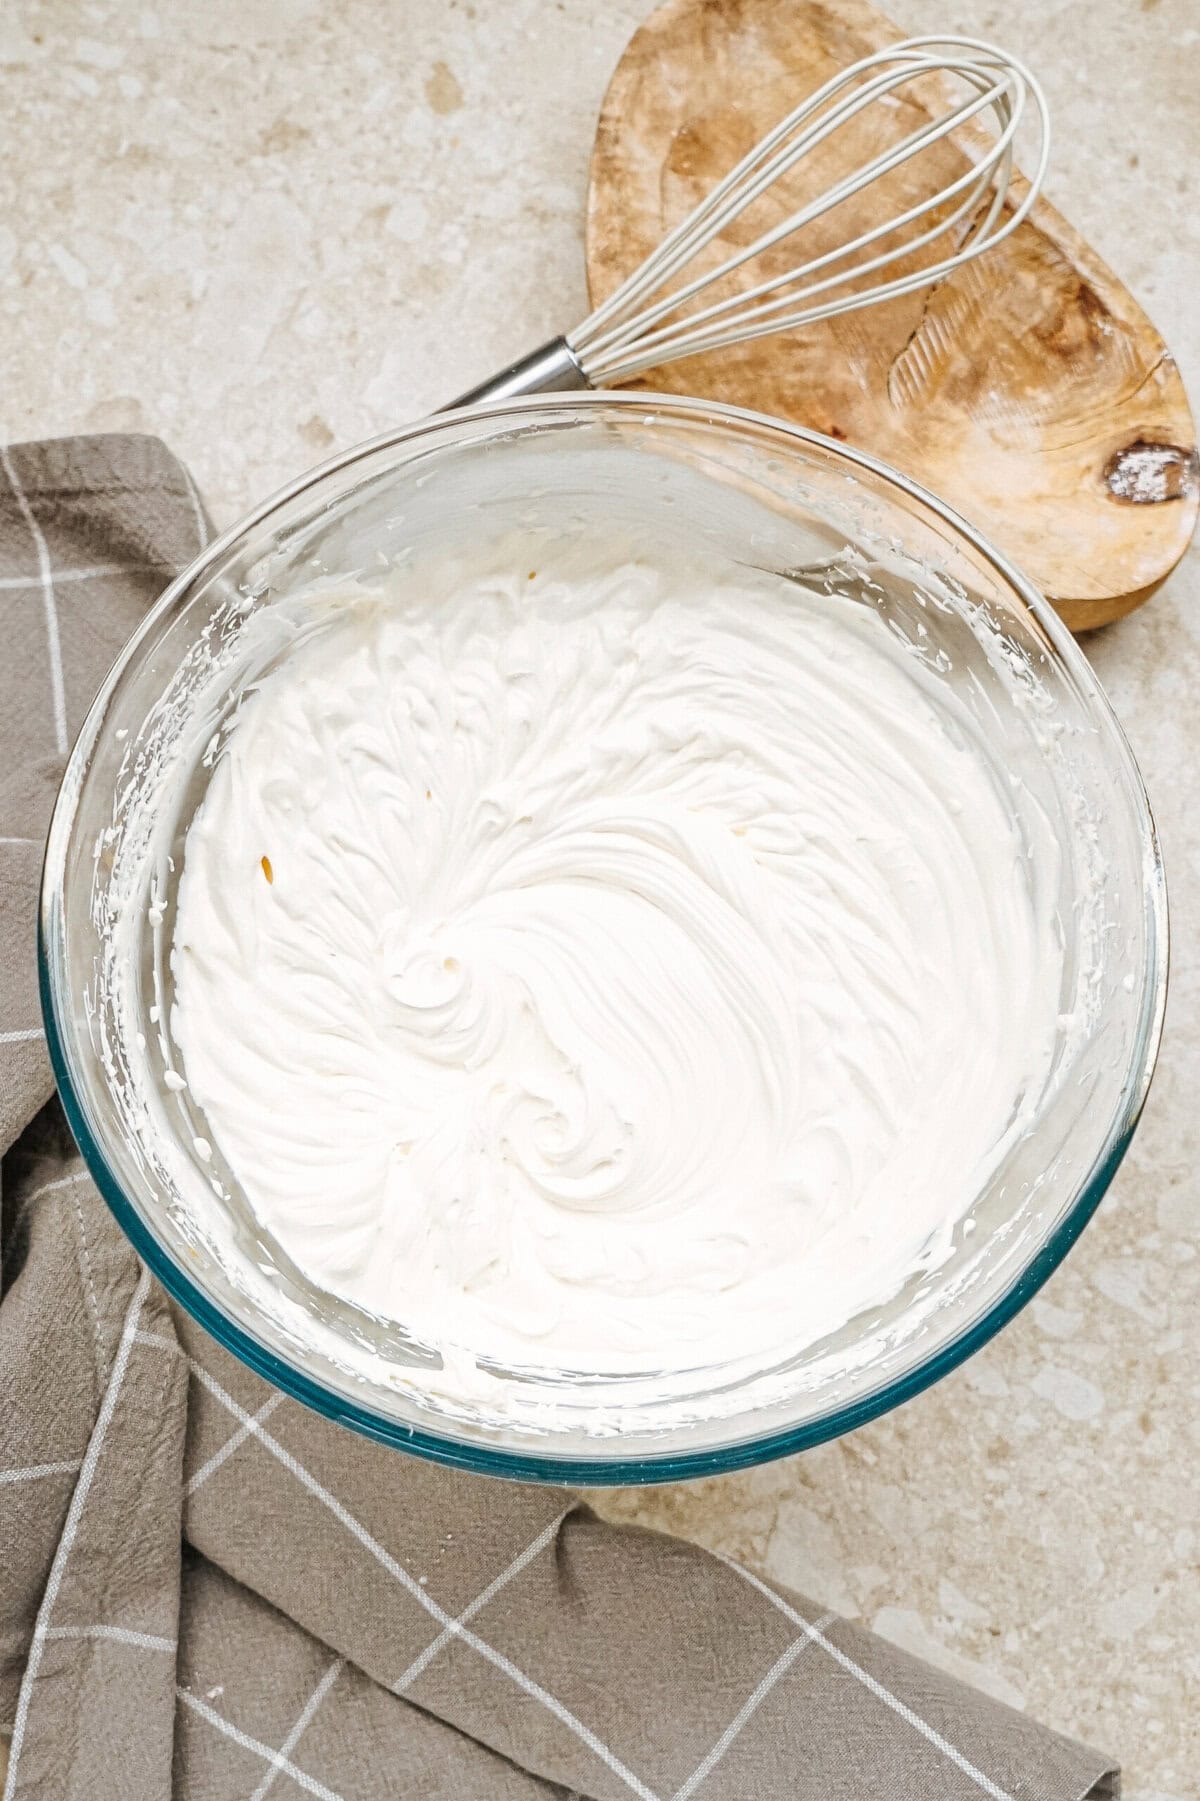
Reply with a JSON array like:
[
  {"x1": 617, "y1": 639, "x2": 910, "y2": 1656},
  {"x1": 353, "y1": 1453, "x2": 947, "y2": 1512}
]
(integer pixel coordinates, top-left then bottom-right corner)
[{"x1": 451, "y1": 34, "x2": 1049, "y2": 407}]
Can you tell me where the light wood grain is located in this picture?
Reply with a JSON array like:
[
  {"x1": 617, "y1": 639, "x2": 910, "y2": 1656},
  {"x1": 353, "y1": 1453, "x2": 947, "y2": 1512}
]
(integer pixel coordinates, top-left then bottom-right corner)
[{"x1": 585, "y1": 0, "x2": 1198, "y2": 628}]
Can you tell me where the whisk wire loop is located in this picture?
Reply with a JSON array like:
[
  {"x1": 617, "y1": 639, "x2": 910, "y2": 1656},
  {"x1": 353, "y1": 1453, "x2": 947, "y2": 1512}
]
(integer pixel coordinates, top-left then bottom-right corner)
[
  {"x1": 570, "y1": 34, "x2": 1049, "y2": 387},
  {"x1": 580, "y1": 70, "x2": 1017, "y2": 365}
]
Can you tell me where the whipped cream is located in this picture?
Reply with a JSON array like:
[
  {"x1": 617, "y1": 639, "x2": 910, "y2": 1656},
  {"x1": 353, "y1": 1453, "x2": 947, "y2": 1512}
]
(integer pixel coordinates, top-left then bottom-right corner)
[{"x1": 170, "y1": 539, "x2": 1063, "y2": 1381}]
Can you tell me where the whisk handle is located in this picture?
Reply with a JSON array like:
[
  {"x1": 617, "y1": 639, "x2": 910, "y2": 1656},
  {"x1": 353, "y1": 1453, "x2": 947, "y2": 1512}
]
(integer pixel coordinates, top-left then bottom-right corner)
[{"x1": 442, "y1": 337, "x2": 591, "y2": 410}]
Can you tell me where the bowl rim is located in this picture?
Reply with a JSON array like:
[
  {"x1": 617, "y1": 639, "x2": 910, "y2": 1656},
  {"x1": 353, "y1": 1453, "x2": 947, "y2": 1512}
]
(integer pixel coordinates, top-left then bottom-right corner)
[{"x1": 39, "y1": 388, "x2": 1169, "y2": 1485}]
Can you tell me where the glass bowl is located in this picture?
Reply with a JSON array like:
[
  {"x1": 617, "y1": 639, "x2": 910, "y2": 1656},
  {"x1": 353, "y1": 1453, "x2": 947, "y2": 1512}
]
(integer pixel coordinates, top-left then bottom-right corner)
[{"x1": 39, "y1": 394, "x2": 1167, "y2": 1484}]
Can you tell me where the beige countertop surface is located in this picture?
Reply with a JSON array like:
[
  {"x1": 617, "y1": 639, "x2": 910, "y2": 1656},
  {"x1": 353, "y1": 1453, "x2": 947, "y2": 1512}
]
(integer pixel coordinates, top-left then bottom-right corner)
[{"x1": 2, "y1": 1, "x2": 1197, "y2": 1794}]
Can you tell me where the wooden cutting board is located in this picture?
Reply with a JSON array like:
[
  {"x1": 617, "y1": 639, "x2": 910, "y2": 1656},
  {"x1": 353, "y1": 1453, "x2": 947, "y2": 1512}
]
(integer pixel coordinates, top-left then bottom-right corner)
[{"x1": 585, "y1": 0, "x2": 1198, "y2": 629}]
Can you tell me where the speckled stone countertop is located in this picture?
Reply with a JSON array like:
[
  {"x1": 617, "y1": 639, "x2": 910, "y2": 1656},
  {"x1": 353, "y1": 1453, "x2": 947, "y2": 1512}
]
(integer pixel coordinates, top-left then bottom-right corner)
[{"x1": 1, "y1": 2, "x2": 1197, "y2": 1795}]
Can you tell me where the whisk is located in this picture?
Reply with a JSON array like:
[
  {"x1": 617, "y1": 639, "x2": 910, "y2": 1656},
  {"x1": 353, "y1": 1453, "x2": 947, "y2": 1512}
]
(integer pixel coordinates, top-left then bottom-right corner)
[{"x1": 450, "y1": 34, "x2": 1049, "y2": 407}]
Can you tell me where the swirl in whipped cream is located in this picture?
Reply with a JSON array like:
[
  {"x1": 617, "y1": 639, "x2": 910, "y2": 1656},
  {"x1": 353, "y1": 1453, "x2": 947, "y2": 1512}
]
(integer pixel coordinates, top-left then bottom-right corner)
[{"x1": 170, "y1": 539, "x2": 1063, "y2": 1377}]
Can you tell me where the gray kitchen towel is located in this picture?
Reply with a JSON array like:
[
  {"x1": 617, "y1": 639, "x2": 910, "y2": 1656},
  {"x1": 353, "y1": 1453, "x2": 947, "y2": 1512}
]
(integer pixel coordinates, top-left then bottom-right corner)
[{"x1": 0, "y1": 435, "x2": 1117, "y2": 1801}]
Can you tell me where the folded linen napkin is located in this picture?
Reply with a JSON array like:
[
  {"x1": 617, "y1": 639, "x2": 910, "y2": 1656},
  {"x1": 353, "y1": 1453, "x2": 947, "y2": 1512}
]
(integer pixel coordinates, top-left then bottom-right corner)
[{"x1": 0, "y1": 434, "x2": 1117, "y2": 1801}]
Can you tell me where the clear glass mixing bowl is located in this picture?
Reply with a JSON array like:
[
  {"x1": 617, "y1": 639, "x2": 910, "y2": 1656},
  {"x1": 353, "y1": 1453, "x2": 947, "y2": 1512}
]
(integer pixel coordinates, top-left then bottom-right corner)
[{"x1": 40, "y1": 394, "x2": 1167, "y2": 1483}]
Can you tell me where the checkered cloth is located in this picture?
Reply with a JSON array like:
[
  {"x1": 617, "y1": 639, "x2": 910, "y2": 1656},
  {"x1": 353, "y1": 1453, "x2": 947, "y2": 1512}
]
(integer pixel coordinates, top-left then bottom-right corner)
[{"x1": 0, "y1": 435, "x2": 1118, "y2": 1801}]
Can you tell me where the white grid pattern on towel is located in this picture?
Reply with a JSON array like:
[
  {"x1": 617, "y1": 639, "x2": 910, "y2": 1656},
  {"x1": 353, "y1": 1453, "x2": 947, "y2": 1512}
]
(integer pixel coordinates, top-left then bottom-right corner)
[
  {"x1": 70, "y1": 1178, "x2": 106, "y2": 1380},
  {"x1": 0, "y1": 1125, "x2": 1022, "y2": 1796},
  {"x1": 11, "y1": 1168, "x2": 91, "y2": 1237},
  {"x1": 134, "y1": 1328, "x2": 179, "y2": 1354},
  {"x1": 46, "y1": 1625, "x2": 176, "y2": 1653},
  {"x1": 2, "y1": 1258, "x2": 1041, "y2": 1801},
  {"x1": 189, "y1": 1357, "x2": 660, "y2": 1801},
  {"x1": 184, "y1": 1392, "x2": 285, "y2": 1498},
  {"x1": 0, "y1": 1459, "x2": 82, "y2": 1488},
  {"x1": 0, "y1": 446, "x2": 67, "y2": 755},
  {"x1": 4, "y1": 1269, "x2": 151, "y2": 1800},
  {"x1": 177, "y1": 1688, "x2": 344, "y2": 1801},
  {"x1": 671, "y1": 1615, "x2": 834, "y2": 1801},
  {"x1": 0, "y1": 558, "x2": 176, "y2": 594},
  {"x1": 16, "y1": 1171, "x2": 88, "y2": 1205},
  {"x1": 725, "y1": 1558, "x2": 1017, "y2": 1801},
  {"x1": 248, "y1": 1655, "x2": 345, "y2": 1801},
  {"x1": 391, "y1": 1508, "x2": 570, "y2": 1694},
  {"x1": 0, "y1": 561, "x2": 173, "y2": 592},
  {"x1": 175, "y1": 1340, "x2": 1024, "y2": 1801}
]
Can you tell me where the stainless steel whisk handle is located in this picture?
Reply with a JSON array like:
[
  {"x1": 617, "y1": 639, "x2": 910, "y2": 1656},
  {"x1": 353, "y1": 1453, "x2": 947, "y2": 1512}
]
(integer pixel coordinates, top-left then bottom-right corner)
[{"x1": 444, "y1": 338, "x2": 590, "y2": 410}]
